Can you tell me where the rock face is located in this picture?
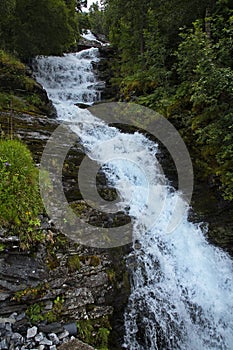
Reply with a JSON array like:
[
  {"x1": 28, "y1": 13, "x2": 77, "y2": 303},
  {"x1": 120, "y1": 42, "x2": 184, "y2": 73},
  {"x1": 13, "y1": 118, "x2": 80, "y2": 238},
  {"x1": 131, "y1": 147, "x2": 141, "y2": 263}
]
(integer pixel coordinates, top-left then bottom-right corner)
[
  {"x1": 58, "y1": 338, "x2": 96, "y2": 350},
  {"x1": 77, "y1": 37, "x2": 102, "y2": 51},
  {"x1": 97, "y1": 46, "x2": 119, "y2": 101},
  {"x1": 0, "y1": 111, "x2": 131, "y2": 349}
]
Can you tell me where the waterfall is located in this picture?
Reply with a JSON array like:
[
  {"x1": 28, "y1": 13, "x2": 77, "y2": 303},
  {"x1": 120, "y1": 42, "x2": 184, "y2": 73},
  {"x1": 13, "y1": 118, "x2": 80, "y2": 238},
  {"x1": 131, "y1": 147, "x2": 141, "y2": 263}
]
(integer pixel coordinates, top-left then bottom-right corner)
[
  {"x1": 33, "y1": 48, "x2": 102, "y2": 121},
  {"x1": 33, "y1": 46, "x2": 233, "y2": 350}
]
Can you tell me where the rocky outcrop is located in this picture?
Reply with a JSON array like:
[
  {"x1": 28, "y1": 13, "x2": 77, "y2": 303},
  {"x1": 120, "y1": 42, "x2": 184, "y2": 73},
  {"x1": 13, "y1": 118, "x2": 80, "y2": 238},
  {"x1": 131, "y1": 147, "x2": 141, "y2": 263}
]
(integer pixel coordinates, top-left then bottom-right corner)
[
  {"x1": 77, "y1": 37, "x2": 103, "y2": 51},
  {"x1": 97, "y1": 46, "x2": 119, "y2": 101},
  {"x1": 0, "y1": 112, "x2": 131, "y2": 349}
]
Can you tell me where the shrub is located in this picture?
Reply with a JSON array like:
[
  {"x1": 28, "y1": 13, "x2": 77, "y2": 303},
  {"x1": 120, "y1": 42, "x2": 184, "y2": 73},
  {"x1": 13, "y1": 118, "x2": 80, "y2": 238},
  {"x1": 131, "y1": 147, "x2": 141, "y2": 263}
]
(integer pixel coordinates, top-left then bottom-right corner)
[
  {"x1": 0, "y1": 138, "x2": 43, "y2": 233},
  {"x1": 77, "y1": 317, "x2": 111, "y2": 349}
]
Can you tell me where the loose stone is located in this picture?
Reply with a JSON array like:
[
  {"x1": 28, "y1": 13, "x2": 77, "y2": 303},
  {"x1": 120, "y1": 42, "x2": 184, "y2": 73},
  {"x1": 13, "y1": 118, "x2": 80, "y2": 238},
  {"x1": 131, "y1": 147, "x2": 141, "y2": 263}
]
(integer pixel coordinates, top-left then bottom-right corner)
[
  {"x1": 0, "y1": 338, "x2": 8, "y2": 350},
  {"x1": 39, "y1": 337, "x2": 53, "y2": 346},
  {"x1": 58, "y1": 330, "x2": 69, "y2": 340},
  {"x1": 48, "y1": 333, "x2": 60, "y2": 345},
  {"x1": 26, "y1": 326, "x2": 38, "y2": 339},
  {"x1": 49, "y1": 346, "x2": 57, "y2": 350},
  {"x1": 35, "y1": 332, "x2": 44, "y2": 343}
]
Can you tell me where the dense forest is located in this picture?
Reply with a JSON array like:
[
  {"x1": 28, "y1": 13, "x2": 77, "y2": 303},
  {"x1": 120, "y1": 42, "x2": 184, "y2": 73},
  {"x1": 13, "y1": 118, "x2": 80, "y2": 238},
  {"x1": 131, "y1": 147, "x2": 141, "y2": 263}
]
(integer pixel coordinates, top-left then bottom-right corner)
[
  {"x1": 0, "y1": 0, "x2": 88, "y2": 57},
  {"x1": 0, "y1": 0, "x2": 233, "y2": 201}
]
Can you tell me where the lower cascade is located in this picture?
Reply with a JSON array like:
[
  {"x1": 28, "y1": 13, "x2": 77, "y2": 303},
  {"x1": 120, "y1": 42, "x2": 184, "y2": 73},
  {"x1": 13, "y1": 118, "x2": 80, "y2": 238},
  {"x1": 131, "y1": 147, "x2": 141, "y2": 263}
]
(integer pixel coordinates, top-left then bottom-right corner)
[{"x1": 33, "y1": 47, "x2": 233, "y2": 350}]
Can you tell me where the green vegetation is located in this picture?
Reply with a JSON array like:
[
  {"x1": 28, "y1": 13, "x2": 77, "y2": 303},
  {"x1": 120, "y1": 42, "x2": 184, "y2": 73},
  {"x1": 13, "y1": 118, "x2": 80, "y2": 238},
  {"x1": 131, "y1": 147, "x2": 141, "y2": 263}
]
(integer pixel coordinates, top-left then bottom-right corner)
[
  {"x1": 77, "y1": 317, "x2": 111, "y2": 349},
  {"x1": 0, "y1": 0, "x2": 85, "y2": 59},
  {"x1": 67, "y1": 254, "x2": 81, "y2": 272},
  {"x1": 13, "y1": 292, "x2": 65, "y2": 324},
  {"x1": 26, "y1": 296, "x2": 64, "y2": 323},
  {"x1": 14, "y1": 0, "x2": 76, "y2": 59},
  {"x1": 106, "y1": 269, "x2": 116, "y2": 283},
  {"x1": 89, "y1": 255, "x2": 101, "y2": 266},
  {"x1": 0, "y1": 139, "x2": 44, "y2": 244},
  {"x1": 0, "y1": 50, "x2": 50, "y2": 114},
  {"x1": 98, "y1": 0, "x2": 233, "y2": 200},
  {"x1": 88, "y1": 2, "x2": 107, "y2": 36},
  {"x1": 12, "y1": 283, "x2": 49, "y2": 302}
]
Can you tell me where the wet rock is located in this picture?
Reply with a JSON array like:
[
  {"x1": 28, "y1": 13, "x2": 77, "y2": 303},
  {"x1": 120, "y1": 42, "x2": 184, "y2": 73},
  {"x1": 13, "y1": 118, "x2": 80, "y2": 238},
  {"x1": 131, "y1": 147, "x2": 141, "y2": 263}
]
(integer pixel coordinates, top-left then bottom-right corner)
[
  {"x1": 38, "y1": 346, "x2": 45, "y2": 350},
  {"x1": 5, "y1": 322, "x2": 12, "y2": 332},
  {"x1": 11, "y1": 332, "x2": 24, "y2": 345},
  {"x1": 58, "y1": 330, "x2": 69, "y2": 340},
  {"x1": 27, "y1": 326, "x2": 38, "y2": 339},
  {"x1": 58, "y1": 338, "x2": 96, "y2": 350},
  {"x1": 0, "y1": 292, "x2": 11, "y2": 302},
  {"x1": 75, "y1": 102, "x2": 91, "y2": 109},
  {"x1": 0, "y1": 112, "x2": 59, "y2": 164},
  {"x1": 94, "y1": 81, "x2": 105, "y2": 90},
  {"x1": 35, "y1": 332, "x2": 44, "y2": 343},
  {"x1": 77, "y1": 37, "x2": 102, "y2": 50},
  {"x1": 0, "y1": 318, "x2": 16, "y2": 324},
  {"x1": 38, "y1": 323, "x2": 63, "y2": 335},
  {"x1": 63, "y1": 323, "x2": 77, "y2": 336},
  {"x1": 13, "y1": 319, "x2": 30, "y2": 335},
  {"x1": 39, "y1": 337, "x2": 53, "y2": 346},
  {"x1": 0, "y1": 338, "x2": 8, "y2": 349},
  {"x1": 48, "y1": 333, "x2": 60, "y2": 345},
  {"x1": 16, "y1": 313, "x2": 26, "y2": 322},
  {"x1": 49, "y1": 345, "x2": 57, "y2": 350}
]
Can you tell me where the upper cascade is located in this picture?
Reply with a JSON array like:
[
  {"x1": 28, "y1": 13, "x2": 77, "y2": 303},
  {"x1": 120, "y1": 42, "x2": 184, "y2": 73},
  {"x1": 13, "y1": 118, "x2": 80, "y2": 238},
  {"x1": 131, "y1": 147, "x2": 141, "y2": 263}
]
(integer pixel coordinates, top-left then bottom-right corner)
[
  {"x1": 33, "y1": 47, "x2": 103, "y2": 120},
  {"x1": 79, "y1": 30, "x2": 110, "y2": 48}
]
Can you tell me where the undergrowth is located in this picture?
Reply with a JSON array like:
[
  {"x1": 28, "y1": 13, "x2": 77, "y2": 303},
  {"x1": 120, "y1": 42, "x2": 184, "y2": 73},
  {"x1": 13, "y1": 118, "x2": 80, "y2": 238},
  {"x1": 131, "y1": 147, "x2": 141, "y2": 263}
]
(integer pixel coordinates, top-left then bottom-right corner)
[{"x1": 0, "y1": 138, "x2": 44, "y2": 247}]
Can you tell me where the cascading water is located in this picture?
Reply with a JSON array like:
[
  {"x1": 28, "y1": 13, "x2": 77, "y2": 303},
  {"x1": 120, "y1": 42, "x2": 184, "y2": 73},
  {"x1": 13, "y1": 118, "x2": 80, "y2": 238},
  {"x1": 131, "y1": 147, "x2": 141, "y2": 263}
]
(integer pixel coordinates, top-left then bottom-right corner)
[
  {"x1": 33, "y1": 45, "x2": 233, "y2": 349},
  {"x1": 33, "y1": 48, "x2": 102, "y2": 121}
]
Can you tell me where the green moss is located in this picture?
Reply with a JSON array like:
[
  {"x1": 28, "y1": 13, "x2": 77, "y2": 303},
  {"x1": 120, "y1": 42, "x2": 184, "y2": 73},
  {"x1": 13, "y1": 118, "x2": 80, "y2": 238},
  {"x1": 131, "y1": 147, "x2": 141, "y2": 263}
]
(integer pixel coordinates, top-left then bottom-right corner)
[
  {"x1": 45, "y1": 233, "x2": 71, "y2": 270},
  {"x1": 76, "y1": 317, "x2": 111, "y2": 349},
  {"x1": 90, "y1": 255, "x2": 101, "y2": 267},
  {"x1": 123, "y1": 271, "x2": 130, "y2": 292},
  {"x1": 79, "y1": 255, "x2": 101, "y2": 267},
  {"x1": 0, "y1": 91, "x2": 44, "y2": 114},
  {"x1": 54, "y1": 232, "x2": 70, "y2": 249},
  {"x1": 0, "y1": 243, "x2": 5, "y2": 252},
  {"x1": 46, "y1": 251, "x2": 60, "y2": 270},
  {"x1": 106, "y1": 269, "x2": 116, "y2": 283},
  {"x1": 76, "y1": 320, "x2": 94, "y2": 344},
  {"x1": 70, "y1": 201, "x2": 89, "y2": 217},
  {"x1": 0, "y1": 50, "x2": 25, "y2": 72},
  {"x1": 67, "y1": 254, "x2": 81, "y2": 272}
]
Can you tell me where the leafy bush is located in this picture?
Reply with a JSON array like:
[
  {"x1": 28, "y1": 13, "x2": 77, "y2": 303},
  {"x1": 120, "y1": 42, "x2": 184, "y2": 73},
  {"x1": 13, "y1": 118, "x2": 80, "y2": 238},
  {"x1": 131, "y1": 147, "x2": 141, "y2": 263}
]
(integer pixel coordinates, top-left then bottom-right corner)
[
  {"x1": 0, "y1": 139, "x2": 43, "y2": 233},
  {"x1": 77, "y1": 317, "x2": 111, "y2": 349},
  {"x1": 26, "y1": 296, "x2": 64, "y2": 324}
]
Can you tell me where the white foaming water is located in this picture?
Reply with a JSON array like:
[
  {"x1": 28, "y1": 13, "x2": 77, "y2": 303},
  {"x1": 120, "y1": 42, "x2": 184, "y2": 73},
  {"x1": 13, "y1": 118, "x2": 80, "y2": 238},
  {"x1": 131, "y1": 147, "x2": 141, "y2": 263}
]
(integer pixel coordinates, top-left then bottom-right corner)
[
  {"x1": 33, "y1": 48, "x2": 101, "y2": 120},
  {"x1": 82, "y1": 30, "x2": 110, "y2": 47},
  {"x1": 33, "y1": 48, "x2": 233, "y2": 349}
]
